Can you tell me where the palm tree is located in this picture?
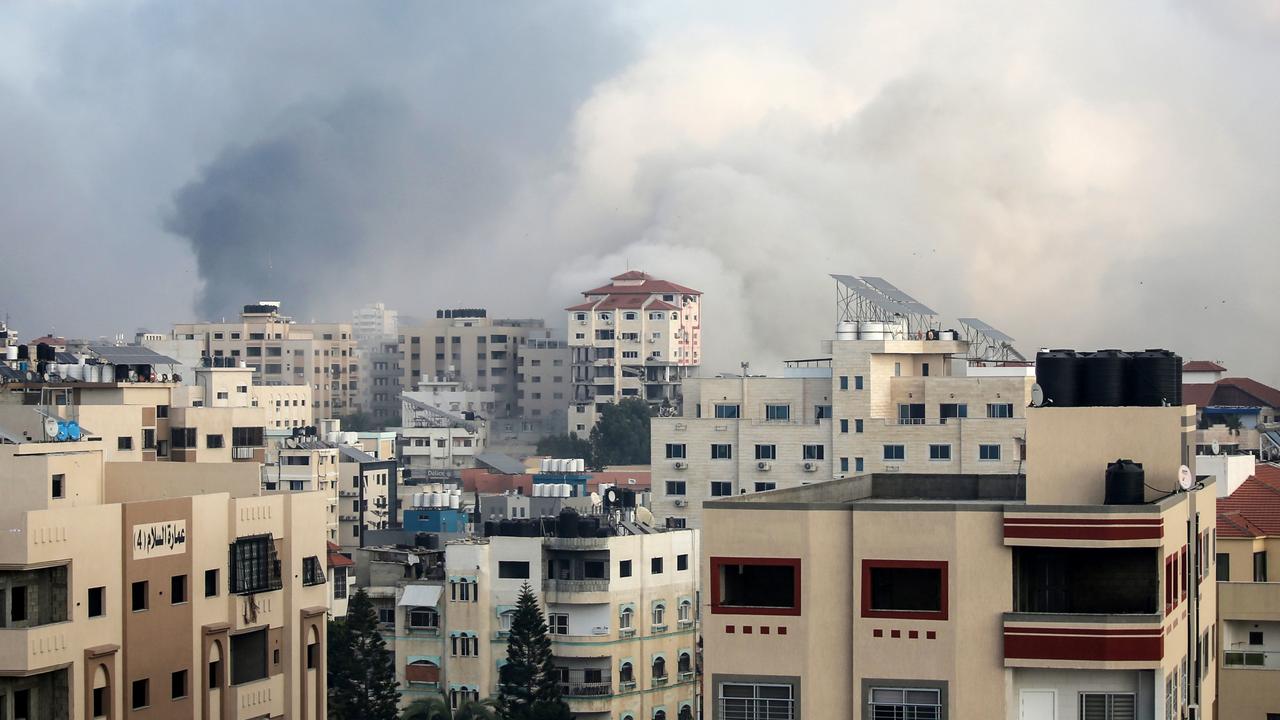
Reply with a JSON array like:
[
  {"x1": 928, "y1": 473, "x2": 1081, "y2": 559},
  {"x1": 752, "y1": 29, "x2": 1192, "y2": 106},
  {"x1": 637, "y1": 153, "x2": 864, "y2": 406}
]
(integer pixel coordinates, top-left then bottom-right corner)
[{"x1": 402, "y1": 695, "x2": 497, "y2": 720}]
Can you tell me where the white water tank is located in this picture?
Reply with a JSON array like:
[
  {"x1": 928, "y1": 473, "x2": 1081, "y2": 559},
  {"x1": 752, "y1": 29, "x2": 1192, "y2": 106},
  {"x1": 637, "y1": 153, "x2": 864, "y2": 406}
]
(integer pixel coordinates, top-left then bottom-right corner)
[
  {"x1": 325, "y1": 431, "x2": 342, "y2": 444},
  {"x1": 533, "y1": 483, "x2": 543, "y2": 497},
  {"x1": 836, "y1": 321, "x2": 858, "y2": 340},
  {"x1": 343, "y1": 432, "x2": 358, "y2": 445},
  {"x1": 449, "y1": 493, "x2": 460, "y2": 509},
  {"x1": 561, "y1": 483, "x2": 573, "y2": 497},
  {"x1": 574, "y1": 458, "x2": 585, "y2": 472},
  {"x1": 889, "y1": 318, "x2": 908, "y2": 339},
  {"x1": 938, "y1": 330, "x2": 956, "y2": 341},
  {"x1": 5, "y1": 346, "x2": 16, "y2": 361},
  {"x1": 541, "y1": 458, "x2": 551, "y2": 472},
  {"x1": 102, "y1": 365, "x2": 115, "y2": 383},
  {"x1": 858, "y1": 321, "x2": 885, "y2": 340}
]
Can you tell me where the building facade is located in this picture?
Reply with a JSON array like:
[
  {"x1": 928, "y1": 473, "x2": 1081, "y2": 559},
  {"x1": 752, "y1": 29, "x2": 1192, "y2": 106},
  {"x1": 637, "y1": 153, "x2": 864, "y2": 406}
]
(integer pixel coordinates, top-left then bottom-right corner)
[
  {"x1": 697, "y1": 403, "x2": 1215, "y2": 720},
  {"x1": 566, "y1": 271, "x2": 702, "y2": 434}
]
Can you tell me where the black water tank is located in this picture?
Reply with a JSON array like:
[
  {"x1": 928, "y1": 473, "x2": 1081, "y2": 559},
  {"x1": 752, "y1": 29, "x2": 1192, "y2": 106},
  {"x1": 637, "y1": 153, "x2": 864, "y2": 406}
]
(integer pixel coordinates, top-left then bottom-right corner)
[
  {"x1": 1083, "y1": 350, "x2": 1129, "y2": 406},
  {"x1": 483, "y1": 521, "x2": 497, "y2": 537},
  {"x1": 1104, "y1": 459, "x2": 1146, "y2": 504},
  {"x1": 578, "y1": 516, "x2": 598, "y2": 538},
  {"x1": 16, "y1": 345, "x2": 28, "y2": 360},
  {"x1": 498, "y1": 519, "x2": 517, "y2": 537},
  {"x1": 1127, "y1": 349, "x2": 1182, "y2": 407},
  {"x1": 558, "y1": 508, "x2": 579, "y2": 538},
  {"x1": 1035, "y1": 349, "x2": 1081, "y2": 407}
]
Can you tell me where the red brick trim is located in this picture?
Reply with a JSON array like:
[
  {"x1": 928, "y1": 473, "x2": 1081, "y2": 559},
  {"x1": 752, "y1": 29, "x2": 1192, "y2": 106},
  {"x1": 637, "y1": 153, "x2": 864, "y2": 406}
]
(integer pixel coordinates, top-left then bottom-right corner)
[
  {"x1": 710, "y1": 557, "x2": 802, "y2": 616},
  {"x1": 860, "y1": 560, "x2": 949, "y2": 621}
]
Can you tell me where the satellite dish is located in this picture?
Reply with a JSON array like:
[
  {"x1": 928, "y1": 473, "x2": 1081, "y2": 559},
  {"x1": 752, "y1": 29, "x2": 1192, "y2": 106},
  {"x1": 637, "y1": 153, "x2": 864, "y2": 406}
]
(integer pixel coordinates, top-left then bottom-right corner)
[
  {"x1": 1178, "y1": 465, "x2": 1194, "y2": 491},
  {"x1": 1030, "y1": 384, "x2": 1045, "y2": 408},
  {"x1": 604, "y1": 487, "x2": 620, "y2": 506},
  {"x1": 590, "y1": 491, "x2": 601, "y2": 506},
  {"x1": 636, "y1": 506, "x2": 654, "y2": 526},
  {"x1": 1211, "y1": 439, "x2": 1220, "y2": 456},
  {"x1": 43, "y1": 417, "x2": 59, "y2": 439}
]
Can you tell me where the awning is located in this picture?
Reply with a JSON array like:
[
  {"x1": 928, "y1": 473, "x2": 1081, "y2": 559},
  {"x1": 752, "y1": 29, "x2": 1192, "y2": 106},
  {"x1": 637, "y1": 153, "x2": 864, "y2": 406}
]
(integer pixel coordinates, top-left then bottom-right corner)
[
  {"x1": 398, "y1": 584, "x2": 443, "y2": 607},
  {"x1": 1203, "y1": 406, "x2": 1260, "y2": 415}
]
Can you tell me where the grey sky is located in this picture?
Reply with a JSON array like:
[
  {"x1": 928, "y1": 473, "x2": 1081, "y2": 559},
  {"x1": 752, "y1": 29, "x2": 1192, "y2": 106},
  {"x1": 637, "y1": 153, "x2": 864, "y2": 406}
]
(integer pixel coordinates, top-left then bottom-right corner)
[{"x1": 1, "y1": 1, "x2": 1277, "y2": 382}]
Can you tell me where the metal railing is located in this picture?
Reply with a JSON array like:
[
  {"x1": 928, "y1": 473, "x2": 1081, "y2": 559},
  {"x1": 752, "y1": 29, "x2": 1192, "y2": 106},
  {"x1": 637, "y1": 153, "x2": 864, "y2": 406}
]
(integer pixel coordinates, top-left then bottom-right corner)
[
  {"x1": 560, "y1": 681, "x2": 612, "y2": 697},
  {"x1": 1223, "y1": 650, "x2": 1280, "y2": 669},
  {"x1": 544, "y1": 579, "x2": 610, "y2": 593}
]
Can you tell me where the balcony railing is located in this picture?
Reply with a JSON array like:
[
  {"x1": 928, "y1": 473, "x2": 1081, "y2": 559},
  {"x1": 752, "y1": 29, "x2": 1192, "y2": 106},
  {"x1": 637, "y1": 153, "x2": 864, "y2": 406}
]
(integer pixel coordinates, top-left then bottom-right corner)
[
  {"x1": 233, "y1": 446, "x2": 256, "y2": 460},
  {"x1": 543, "y1": 578, "x2": 610, "y2": 593},
  {"x1": 618, "y1": 680, "x2": 637, "y2": 692},
  {"x1": 619, "y1": 627, "x2": 636, "y2": 638},
  {"x1": 1223, "y1": 650, "x2": 1280, "y2": 669},
  {"x1": 678, "y1": 671, "x2": 695, "y2": 682},
  {"x1": 653, "y1": 675, "x2": 669, "y2": 687},
  {"x1": 560, "y1": 681, "x2": 612, "y2": 697}
]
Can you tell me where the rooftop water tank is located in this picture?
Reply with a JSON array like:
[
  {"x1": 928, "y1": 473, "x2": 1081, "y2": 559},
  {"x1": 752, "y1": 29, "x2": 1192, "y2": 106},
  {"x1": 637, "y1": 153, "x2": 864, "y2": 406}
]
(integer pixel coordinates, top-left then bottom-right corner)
[
  {"x1": 1035, "y1": 349, "x2": 1081, "y2": 407},
  {"x1": 1126, "y1": 349, "x2": 1182, "y2": 407},
  {"x1": 541, "y1": 458, "x2": 551, "y2": 472},
  {"x1": 858, "y1": 321, "x2": 885, "y2": 340},
  {"x1": 1104, "y1": 459, "x2": 1146, "y2": 505},
  {"x1": 1083, "y1": 350, "x2": 1129, "y2": 406},
  {"x1": 836, "y1": 321, "x2": 858, "y2": 340},
  {"x1": 558, "y1": 508, "x2": 579, "y2": 538}
]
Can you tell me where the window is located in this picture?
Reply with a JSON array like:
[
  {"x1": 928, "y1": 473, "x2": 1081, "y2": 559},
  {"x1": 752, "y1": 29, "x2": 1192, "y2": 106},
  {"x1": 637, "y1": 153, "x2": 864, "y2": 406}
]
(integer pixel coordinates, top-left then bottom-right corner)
[
  {"x1": 409, "y1": 607, "x2": 439, "y2": 629},
  {"x1": 840, "y1": 457, "x2": 849, "y2": 473},
  {"x1": 93, "y1": 686, "x2": 105, "y2": 717},
  {"x1": 840, "y1": 419, "x2": 849, "y2": 434},
  {"x1": 450, "y1": 579, "x2": 477, "y2": 602},
  {"x1": 755, "y1": 444, "x2": 777, "y2": 460},
  {"x1": 229, "y1": 535, "x2": 282, "y2": 594},
  {"x1": 862, "y1": 560, "x2": 947, "y2": 620},
  {"x1": 171, "y1": 574, "x2": 187, "y2": 604},
  {"x1": 711, "y1": 444, "x2": 733, "y2": 460},
  {"x1": 987, "y1": 403, "x2": 1015, "y2": 418},
  {"x1": 719, "y1": 682, "x2": 795, "y2": 720},
  {"x1": 451, "y1": 634, "x2": 480, "y2": 656},
  {"x1": 665, "y1": 443, "x2": 687, "y2": 459},
  {"x1": 754, "y1": 482, "x2": 776, "y2": 492},
  {"x1": 765, "y1": 404, "x2": 791, "y2": 421},
  {"x1": 928, "y1": 444, "x2": 951, "y2": 461},
  {"x1": 231, "y1": 628, "x2": 268, "y2": 684},
  {"x1": 711, "y1": 481, "x2": 733, "y2": 496},
  {"x1": 205, "y1": 569, "x2": 219, "y2": 597},
  {"x1": 653, "y1": 604, "x2": 666, "y2": 628},
  {"x1": 1255, "y1": 551, "x2": 1268, "y2": 582},
  {"x1": 677, "y1": 554, "x2": 689, "y2": 571},
  {"x1": 206, "y1": 434, "x2": 224, "y2": 449},
  {"x1": 855, "y1": 418, "x2": 864, "y2": 433},
  {"x1": 209, "y1": 659, "x2": 221, "y2": 689},
  {"x1": 302, "y1": 556, "x2": 325, "y2": 586},
  {"x1": 1217, "y1": 553, "x2": 1230, "y2": 581},
  {"x1": 334, "y1": 568, "x2": 348, "y2": 600},
  {"x1": 498, "y1": 561, "x2": 530, "y2": 579},
  {"x1": 172, "y1": 669, "x2": 188, "y2": 699},
  {"x1": 883, "y1": 444, "x2": 905, "y2": 461},
  {"x1": 307, "y1": 640, "x2": 318, "y2": 669},
  {"x1": 840, "y1": 375, "x2": 849, "y2": 390},
  {"x1": 156, "y1": 404, "x2": 169, "y2": 419},
  {"x1": 855, "y1": 375, "x2": 864, "y2": 389},
  {"x1": 52, "y1": 473, "x2": 65, "y2": 499},
  {"x1": 714, "y1": 403, "x2": 741, "y2": 419},
  {"x1": 939, "y1": 403, "x2": 967, "y2": 423},
  {"x1": 867, "y1": 687, "x2": 941, "y2": 720},
  {"x1": 620, "y1": 560, "x2": 633, "y2": 578},
  {"x1": 232, "y1": 426, "x2": 264, "y2": 447},
  {"x1": 856, "y1": 457, "x2": 864, "y2": 472},
  {"x1": 143, "y1": 428, "x2": 155, "y2": 449},
  {"x1": 712, "y1": 558, "x2": 800, "y2": 614},
  {"x1": 171, "y1": 427, "x2": 197, "y2": 448},
  {"x1": 652, "y1": 557, "x2": 664, "y2": 574},
  {"x1": 803, "y1": 444, "x2": 825, "y2": 460},
  {"x1": 548, "y1": 614, "x2": 569, "y2": 635},
  {"x1": 89, "y1": 586, "x2": 105, "y2": 617},
  {"x1": 1079, "y1": 692, "x2": 1135, "y2": 720},
  {"x1": 132, "y1": 678, "x2": 150, "y2": 709},
  {"x1": 132, "y1": 580, "x2": 148, "y2": 611},
  {"x1": 666, "y1": 481, "x2": 687, "y2": 496},
  {"x1": 378, "y1": 608, "x2": 396, "y2": 625},
  {"x1": 979, "y1": 444, "x2": 1001, "y2": 461},
  {"x1": 118, "y1": 436, "x2": 133, "y2": 450}
]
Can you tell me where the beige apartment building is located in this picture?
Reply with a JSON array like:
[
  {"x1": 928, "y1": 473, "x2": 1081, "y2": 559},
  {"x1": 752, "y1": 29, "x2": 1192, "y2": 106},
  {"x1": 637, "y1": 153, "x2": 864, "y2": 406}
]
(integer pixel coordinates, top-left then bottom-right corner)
[
  {"x1": 380, "y1": 525, "x2": 699, "y2": 719},
  {"x1": 263, "y1": 440, "x2": 340, "y2": 546},
  {"x1": 651, "y1": 336, "x2": 1032, "y2": 528},
  {"x1": 0, "y1": 407, "x2": 330, "y2": 719},
  {"x1": 567, "y1": 271, "x2": 702, "y2": 434},
  {"x1": 172, "y1": 301, "x2": 360, "y2": 417},
  {"x1": 698, "y1": 403, "x2": 1215, "y2": 720},
  {"x1": 1215, "y1": 461, "x2": 1280, "y2": 719}
]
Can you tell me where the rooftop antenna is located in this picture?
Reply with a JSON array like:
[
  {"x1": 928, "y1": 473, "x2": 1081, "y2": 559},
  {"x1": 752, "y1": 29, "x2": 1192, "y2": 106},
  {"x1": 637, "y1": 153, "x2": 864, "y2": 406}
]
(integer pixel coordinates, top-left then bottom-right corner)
[{"x1": 1178, "y1": 465, "x2": 1195, "y2": 492}]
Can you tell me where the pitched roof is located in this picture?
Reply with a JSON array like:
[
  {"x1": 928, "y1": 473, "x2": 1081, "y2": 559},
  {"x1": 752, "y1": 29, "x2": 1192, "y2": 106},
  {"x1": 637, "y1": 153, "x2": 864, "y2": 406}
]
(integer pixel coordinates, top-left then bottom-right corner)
[
  {"x1": 578, "y1": 271, "x2": 701, "y2": 298},
  {"x1": 1183, "y1": 360, "x2": 1227, "y2": 373},
  {"x1": 1182, "y1": 377, "x2": 1280, "y2": 410},
  {"x1": 327, "y1": 542, "x2": 355, "y2": 568},
  {"x1": 611, "y1": 270, "x2": 651, "y2": 281},
  {"x1": 1182, "y1": 383, "x2": 1217, "y2": 409},
  {"x1": 1216, "y1": 377, "x2": 1280, "y2": 409},
  {"x1": 1218, "y1": 464, "x2": 1280, "y2": 538},
  {"x1": 565, "y1": 296, "x2": 682, "y2": 312}
]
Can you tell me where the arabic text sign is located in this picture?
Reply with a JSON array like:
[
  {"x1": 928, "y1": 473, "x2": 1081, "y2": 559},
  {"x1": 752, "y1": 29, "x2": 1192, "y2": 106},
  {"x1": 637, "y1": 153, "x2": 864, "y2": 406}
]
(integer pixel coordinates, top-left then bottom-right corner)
[{"x1": 133, "y1": 520, "x2": 188, "y2": 560}]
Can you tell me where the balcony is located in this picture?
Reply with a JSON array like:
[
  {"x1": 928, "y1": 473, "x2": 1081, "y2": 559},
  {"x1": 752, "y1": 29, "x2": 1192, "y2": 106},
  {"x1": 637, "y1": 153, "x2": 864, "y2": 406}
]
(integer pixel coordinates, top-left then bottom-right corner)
[
  {"x1": 619, "y1": 627, "x2": 636, "y2": 639},
  {"x1": 543, "y1": 578, "x2": 610, "y2": 594},
  {"x1": 678, "y1": 670, "x2": 696, "y2": 682},
  {"x1": 542, "y1": 536, "x2": 612, "y2": 551},
  {"x1": 1223, "y1": 650, "x2": 1280, "y2": 669},
  {"x1": 561, "y1": 680, "x2": 612, "y2": 698},
  {"x1": 0, "y1": 622, "x2": 76, "y2": 673},
  {"x1": 1003, "y1": 613, "x2": 1165, "y2": 667}
]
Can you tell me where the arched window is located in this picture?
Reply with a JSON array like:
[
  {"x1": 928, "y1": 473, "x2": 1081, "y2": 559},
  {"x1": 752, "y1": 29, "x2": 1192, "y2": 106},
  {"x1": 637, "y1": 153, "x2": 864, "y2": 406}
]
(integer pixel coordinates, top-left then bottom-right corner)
[
  {"x1": 679, "y1": 706, "x2": 694, "y2": 720},
  {"x1": 619, "y1": 662, "x2": 634, "y2": 683},
  {"x1": 652, "y1": 656, "x2": 667, "y2": 680},
  {"x1": 678, "y1": 652, "x2": 692, "y2": 674},
  {"x1": 654, "y1": 711, "x2": 667, "y2": 720},
  {"x1": 91, "y1": 663, "x2": 110, "y2": 718},
  {"x1": 498, "y1": 609, "x2": 517, "y2": 632},
  {"x1": 652, "y1": 604, "x2": 665, "y2": 628},
  {"x1": 408, "y1": 606, "x2": 439, "y2": 630},
  {"x1": 405, "y1": 660, "x2": 439, "y2": 684},
  {"x1": 677, "y1": 600, "x2": 692, "y2": 625},
  {"x1": 620, "y1": 607, "x2": 634, "y2": 632}
]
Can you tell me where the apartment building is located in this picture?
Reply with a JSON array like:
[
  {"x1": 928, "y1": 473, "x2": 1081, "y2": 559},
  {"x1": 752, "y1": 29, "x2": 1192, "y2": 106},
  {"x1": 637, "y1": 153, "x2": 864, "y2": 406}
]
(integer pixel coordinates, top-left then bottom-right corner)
[
  {"x1": 352, "y1": 302, "x2": 399, "y2": 342},
  {"x1": 516, "y1": 335, "x2": 571, "y2": 436},
  {"x1": 0, "y1": 411, "x2": 330, "y2": 719},
  {"x1": 395, "y1": 392, "x2": 488, "y2": 480},
  {"x1": 360, "y1": 338, "x2": 404, "y2": 426},
  {"x1": 336, "y1": 446, "x2": 397, "y2": 551},
  {"x1": 1215, "y1": 462, "x2": 1280, "y2": 719},
  {"x1": 378, "y1": 520, "x2": 698, "y2": 719},
  {"x1": 262, "y1": 440, "x2": 340, "y2": 546},
  {"x1": 172, "y1": 301, "x2": 360, "y2": 417},
  {"x1": 651, "y1": 338, "x2": 1032, "y2": 528},
  {"x1": 567, "y1": 271, "x2": 702, "y2": 434},
  {"x1": 1182, "y1": 363, "x2": 1280, "y2": 458},
  {"x1": 697, "y1": 399, "x2": 1215, "y2": 720}
]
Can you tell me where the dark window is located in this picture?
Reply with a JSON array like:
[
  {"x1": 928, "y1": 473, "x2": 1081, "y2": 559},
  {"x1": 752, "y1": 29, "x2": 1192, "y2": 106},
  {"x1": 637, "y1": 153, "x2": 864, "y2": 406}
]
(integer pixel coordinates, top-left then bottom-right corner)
[
  {"x1": 11, "y1": 585, "x2": 26, "y2": 622},
  {"x1": 1015, "y1": 547, "x2": 1157, "y2": 615},
  {"x1": 714, "y1": 404, "x2": 740, "y2": 419},
  {"x1": 840, "y1": 457, "x2": 849, "y2": 473},
  {"x1": 652, "y1": 557, "x2": 664, "y2": 574},
  {"x1": 208, "y1": 660, "x2": 221, "y2": 689},
  {"x1": 171, "y1": 669, "x2": 188, "y2": 699},
  {"x1": 979, "y1": 444, "x2": 1002, "y2": 461},
  {"x1": 803, "y1": 444, "x2": 825, "y2": 460},
  {"x1": 51, "y1": 473, "x2": 65, "y2": 499},
  {"x1": 143, "y1": 428, "x2": 156, "y2": 449},
  {"x1": 678, "y1": 554, "x2": 689, "y2": 571},
  {"x1": 620, "y1": 560, "x2": 632, "y2": 578},
  {"x1": 855, "y1": 418, "x2": 864, "y2": 433},
  {"x1": 232, "y1": 426, "x2": 264, "y2": 447},
  {"x1": 711, "y1": 444, "x2": 732, "y2": 460},
  {"x1": 883, "y1": 444, "x2": 905, "y2": 461},
  {"x1": 132, "y1": 580, "x2": 148, "y2": 611},
  {"x1": 865, "y1": 562, "x2": 946, "y2": 618},
  {"x1": 302, "y1": 556, "x2": 325, "y2": 586},
  {"x1": 711, "y1": 481, "x2": 733, "y2": 496},
  {"x1": 939, "y1": 403, "x2": 967, "y2": 422},
  {"x1": 1249, "y1": 631, "x2": 1264, "y2": 645},
  {"x1": 205, "y1": 569, "x2": 219, "y2": 597},
  {"x1": 929, "y1": 444, "x2": 951, "y2": 460},
  {"x1": 854, "y1": 375, "x2": 863, "y2": 390},
  {"x1": 93, "y1": 686, "x2": 105, "y2": 717},
  {"x1": 229, "y1": 535, "x2": 282, "y2": 594},
  {"x1": 765, "y1": 404, "x2": 790, "y2": 421},
  {"x1": 498, "y1": 561, "x2": 530, "y2": 579},
  {"x1": 1255, "y1": 551, "x2": 1268, "y2": 582},
  {"x1": 754, "y1": 444, "x2": 777, "y2": 460},
  {"x1": 156, "y1": 404, "x2": 169, "y2": 418},
  {"x1": 170, "y1": 427, "x2": 197, "y2": 448},
  {"x1": 584, "y1": 560, "x2": 607, "y2": 579},
  {"x1": 839, "y1": 375, "x2": 849, "y2": 390},
  {"x1": 132, "y1": 678, "x2": 149, "y2": 709},
  {"x1": 840, "y1": 418, "x2": 849, "y2": 433},
  {"x1": 666, "y1": 481, "x2": 687, "y2": 496},
  {"x1": 755, "y1": 482, "x2": 776, "y2": 492},
  {"x1": 88, "y1": 586, "x2": 105, "y2": 617},
  {"x1": 231, "y1": 628, "x2": 269, "y2": 685},
  {"x1": 205, "y1": 434, "x2": 224, "y2": 449},
  {"x1": 715, "y1": 560, "x2": 798, "y2": 611},
  {"x1": 307, "y1": 641, "x2": 318, "y2": 669},
  {"x1": 118, "y1": 436, "x2": 133, "y2": 450},
  {"x1": 665, "y1": 443, "x2": 687, "y2": 459},
  {"x1": 14, "y1": 688, "x2": 29, "y2": 719},
  {"x1": 1217, "y1": 554, "x2": 1230, "y2": 581},
  {"x1": 171, "y1": 574, "x2": 187, "y2": 604},
  {"x1": 987, "y1": 402, "x2": 1015, "y2": 418}
]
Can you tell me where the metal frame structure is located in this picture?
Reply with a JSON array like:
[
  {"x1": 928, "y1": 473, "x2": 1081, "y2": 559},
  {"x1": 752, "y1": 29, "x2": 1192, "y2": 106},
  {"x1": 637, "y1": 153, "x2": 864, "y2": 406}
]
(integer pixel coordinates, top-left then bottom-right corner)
[
  {"x1": 957, "y1": 317, "x2": 1026, "y2": 362},
  {"x1": 830, "y1": 274, "x2": 939, "y2": 338}
]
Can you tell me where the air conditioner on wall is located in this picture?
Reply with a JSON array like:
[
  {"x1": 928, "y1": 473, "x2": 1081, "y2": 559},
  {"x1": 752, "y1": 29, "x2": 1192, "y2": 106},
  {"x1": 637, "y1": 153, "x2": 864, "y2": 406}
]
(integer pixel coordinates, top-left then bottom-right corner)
[
  {"x1": 803, "y1": 462, "x2": 818, "y2": 472},
  {"x1": 674, "y1": 499, "x2": 688, "y2": 507},
  {"x1": 673, "y1": 461, "x2": 688, "y2": 470},
  {"x1": 757, "y1": 461, "x2": 771, "y2": 471}
]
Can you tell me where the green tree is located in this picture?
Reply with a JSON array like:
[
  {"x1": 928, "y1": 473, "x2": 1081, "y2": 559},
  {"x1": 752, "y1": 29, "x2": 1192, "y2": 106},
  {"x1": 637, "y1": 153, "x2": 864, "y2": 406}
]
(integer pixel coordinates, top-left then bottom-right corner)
[
  {"x1": 402, "y1": 695, "x2": 498, "y2": 720},
  {"x1": 588, "y1": 397, "x2": 652, "y2": 466},
  {"x1": 535, "y1": 433, "x2": 594, "y2": 466},
  {"x1": 329, "y1": 587, "x2": 400, "y2": 719},
  {"x1": 497, "y1": 583, "x2": 572, "y2": 720}
]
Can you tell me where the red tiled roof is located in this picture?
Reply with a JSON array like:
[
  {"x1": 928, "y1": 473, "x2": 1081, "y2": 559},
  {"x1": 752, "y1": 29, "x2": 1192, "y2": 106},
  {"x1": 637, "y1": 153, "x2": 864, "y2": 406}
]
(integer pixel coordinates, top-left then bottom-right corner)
[
  {"x1": 28, "y1": 335, "x2": 67, "y2": 346},
  {"x1": 1216, "y1": 377, "x2": 1280, "y2": 409},
  {"x1": 1183, "y1": 360, "x2": 1226, "y2": 373},
  {"x1": 1218, "y1": 464, "x2": 1280, "y2": 538},
  {"x1": 1182, "y1": 383, "x2": 1217, "y2": 409},
  {"x1": 611, "y1": 270, "x2": 651, "y2": 281},
  {"x1": 579, "y1": 271, "x2": 701, "y2": 297},
  {"x1": 565, "y1": 296, "x2": 682, "y2": 312},
  {"x1": 327, "y1": 541, "x2": 355, "y2": 568}
]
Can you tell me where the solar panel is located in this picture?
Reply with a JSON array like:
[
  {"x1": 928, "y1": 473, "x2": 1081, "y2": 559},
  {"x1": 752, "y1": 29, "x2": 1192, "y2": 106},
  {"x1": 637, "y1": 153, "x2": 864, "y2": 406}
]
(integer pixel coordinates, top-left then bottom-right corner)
[
  {"x1": 859, "y1": 276, "x2": 937, "y2": 316},
  {"x1": 829, "y1": 275, "x2": 903, "y2": 315},
  {"x1": 87, "y1": 345, "x2": 179, "y2": 366},
  {"x1": 957, "y1": 317, "x2": 1015, "y2": 344}
]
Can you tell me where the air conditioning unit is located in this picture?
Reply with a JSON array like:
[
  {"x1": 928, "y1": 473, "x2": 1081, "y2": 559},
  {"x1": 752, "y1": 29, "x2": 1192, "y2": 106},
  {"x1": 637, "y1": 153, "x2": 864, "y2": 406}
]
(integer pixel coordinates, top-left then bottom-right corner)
[
  {"x1": 673, "y1": 461, "x2": 688, "y2": 470},
  {"x1": 757, "y1": 461, "x2": 771, "y2": 471},
  {"x1": 673, "y1": 499, "x2": 688, "y2": 507},
  {"x1": 803, "y1": 462, "x2": 818, "y2": 472}
]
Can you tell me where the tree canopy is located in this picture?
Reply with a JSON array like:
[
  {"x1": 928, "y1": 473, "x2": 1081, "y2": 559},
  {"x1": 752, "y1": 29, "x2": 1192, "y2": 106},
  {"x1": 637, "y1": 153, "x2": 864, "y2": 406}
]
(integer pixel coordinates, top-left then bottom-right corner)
[
  {"x1": 588, "y1": 397, "x2": 652, "y2": 466},
  {"x1": 329, "y1": 587, "x2": 400, "y2": 719},
  {"x1": 497, "y1": 583, "x2": 573, "y2": 720}
]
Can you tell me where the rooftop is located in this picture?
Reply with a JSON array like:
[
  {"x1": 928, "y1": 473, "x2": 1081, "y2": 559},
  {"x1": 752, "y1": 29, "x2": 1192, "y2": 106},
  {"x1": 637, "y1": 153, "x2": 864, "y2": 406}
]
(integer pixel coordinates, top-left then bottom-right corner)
[
  {"x1": 576, "y1": 270, "x2": 701, "y2": 299},
  {"x1": 1183, "y1": 376, "x2": 1280, "y2": 409},
  {"x1": 1218, "y1": 464, "x2": 1280, "y2": 539},
  {"x1": 1183, "y1": 360, "x2": 1227, "y2": 373}
]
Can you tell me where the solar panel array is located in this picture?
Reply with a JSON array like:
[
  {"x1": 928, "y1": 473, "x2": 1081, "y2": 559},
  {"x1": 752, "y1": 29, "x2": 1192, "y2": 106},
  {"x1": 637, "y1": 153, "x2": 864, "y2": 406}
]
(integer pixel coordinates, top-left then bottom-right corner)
[
  {"x1": 859, "y1": 276, "x2": 937, "y2": 316},
  {"x1": 956, "y1": 317, "x2": 1015, "y2": 344},
  {"x1": 87, "y1": 345, "x2": 180, "y2": 366},
  {"x1": 830, "y1": 274, "x2": 936, "y2": 317}
]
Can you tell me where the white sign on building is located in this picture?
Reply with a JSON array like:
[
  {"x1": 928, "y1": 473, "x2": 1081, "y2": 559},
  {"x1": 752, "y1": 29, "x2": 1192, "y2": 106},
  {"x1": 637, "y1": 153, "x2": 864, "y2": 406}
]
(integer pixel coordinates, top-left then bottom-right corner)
[{"x1": 133, "y1": 520, "x2": 188, "y2": 560}]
